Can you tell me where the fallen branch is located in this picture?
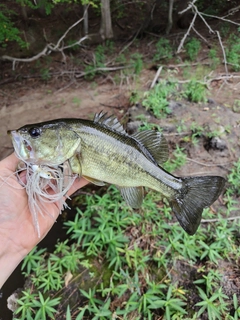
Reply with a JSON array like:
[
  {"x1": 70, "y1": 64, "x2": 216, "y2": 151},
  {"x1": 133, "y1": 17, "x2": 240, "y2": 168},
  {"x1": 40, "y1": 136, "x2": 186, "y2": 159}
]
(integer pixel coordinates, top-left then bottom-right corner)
[
  {"x1": 216, "y1": 31, "x2": 228, "y2": 76},
  {"x1": 0, "y1": 64, "x2": 131, "y2": 86},
  {"x1": 186, "y1": 158, "x2": 232, "y2": 167},
  {"x1": 177, "y1": 11, "x2": 197, "y2": 54},
  {"x1": 75, "y1": 65, "x2": 130, "y2": 78},
  {"x1": 202, "y1": 215, "x2": 240, "y2": 223},
  {"x1": 177, "y1": 0, "x2": 234, "y2": 80},
  {"x1": 202, "y1": 11, "x2": 240, "y2": 27},
  {"x1": 0, "y1": 17, "x2": 88, "y2": 70},
  {"x1": 150, "y1": 65, "x2": 162, "y2": 88}
]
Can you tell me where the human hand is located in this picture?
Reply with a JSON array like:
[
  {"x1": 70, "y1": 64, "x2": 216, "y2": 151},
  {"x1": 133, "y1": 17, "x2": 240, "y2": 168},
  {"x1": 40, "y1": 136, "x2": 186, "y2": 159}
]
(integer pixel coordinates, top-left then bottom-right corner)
[{"x1": 0, "y1": 153, "x2": 88, "y2": 288}]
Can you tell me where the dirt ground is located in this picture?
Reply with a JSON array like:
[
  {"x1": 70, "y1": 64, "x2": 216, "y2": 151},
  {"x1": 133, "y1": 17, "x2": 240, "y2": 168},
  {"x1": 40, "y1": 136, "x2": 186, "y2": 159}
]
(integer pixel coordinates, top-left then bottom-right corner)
[
  {"x1": 1, "y1": 0, "x2": 240, "y2": 170},
  {"x1": 0, "y1": 80, "x2": 130, "y2": 160},
  {"x1": 1, "y1": 68, "x2": 240, "y2": 176}
]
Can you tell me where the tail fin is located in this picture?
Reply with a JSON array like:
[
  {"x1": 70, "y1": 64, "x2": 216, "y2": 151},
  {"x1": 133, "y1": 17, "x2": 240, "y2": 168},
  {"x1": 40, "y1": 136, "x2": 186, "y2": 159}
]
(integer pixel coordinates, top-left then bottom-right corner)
[{"x1": 171, "y1": 176, "x2": 225, "y2": 235}]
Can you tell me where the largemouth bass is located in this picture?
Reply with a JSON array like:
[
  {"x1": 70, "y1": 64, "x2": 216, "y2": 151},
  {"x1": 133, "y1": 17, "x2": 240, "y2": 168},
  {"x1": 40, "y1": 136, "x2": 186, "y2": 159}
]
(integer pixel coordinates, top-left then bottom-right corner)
[{"x1": 8, "y1": 112, "x2": 225, "y2": 235}]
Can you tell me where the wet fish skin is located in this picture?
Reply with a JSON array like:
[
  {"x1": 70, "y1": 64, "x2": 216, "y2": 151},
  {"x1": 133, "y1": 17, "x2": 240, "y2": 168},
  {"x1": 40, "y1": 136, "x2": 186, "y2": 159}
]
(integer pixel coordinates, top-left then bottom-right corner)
[{"x1": 8, "y1": 112, "x2": 226, "y2": 235}]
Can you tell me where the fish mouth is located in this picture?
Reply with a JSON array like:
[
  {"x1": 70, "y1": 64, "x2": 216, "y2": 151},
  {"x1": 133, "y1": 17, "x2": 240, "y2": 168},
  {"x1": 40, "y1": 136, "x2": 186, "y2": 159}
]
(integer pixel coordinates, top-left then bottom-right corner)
[{"x1": 9, "y1": 130, "x2": 35, "y2": 161}]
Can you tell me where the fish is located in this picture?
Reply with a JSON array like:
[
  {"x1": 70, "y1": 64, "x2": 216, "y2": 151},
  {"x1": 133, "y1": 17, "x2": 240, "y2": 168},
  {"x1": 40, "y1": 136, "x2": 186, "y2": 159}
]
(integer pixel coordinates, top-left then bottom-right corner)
[{"x1": 8, "y1": 112, "x2": 225, "y2": 235}]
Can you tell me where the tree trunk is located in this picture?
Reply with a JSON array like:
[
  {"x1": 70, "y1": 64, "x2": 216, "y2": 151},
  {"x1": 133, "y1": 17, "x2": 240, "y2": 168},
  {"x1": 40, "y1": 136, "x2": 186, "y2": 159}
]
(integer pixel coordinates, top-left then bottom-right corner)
[
  {"x1": 99, "y1": 0, "x2": 113, "y2": 40},
  {"x1": 166, "y1": 0, "x2": 174, "y2": 34},
  {"x1": 83, "y1": 5, "x2": 88, "y2": 35}
]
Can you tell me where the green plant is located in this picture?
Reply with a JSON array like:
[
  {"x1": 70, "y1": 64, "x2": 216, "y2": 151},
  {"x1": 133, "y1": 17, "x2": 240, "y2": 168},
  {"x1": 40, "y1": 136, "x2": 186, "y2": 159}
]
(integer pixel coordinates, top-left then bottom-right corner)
[
  {"x1": 14, "y1": 290, "x2": 61, "y2": 320},
  {"x1": 65, "y1": 190, "x2": 131, "y2": 270},
  {"x1": 209, "y1": 48, "x2": 220, "y2": 68},
  {"x1": 194, "y1": 269, "x2": 222, "y2": 295},
  {"x1": 16, "y1": 135, "x2": 240, "y2": 320},
  {"x1": 50, "y1": 241, "x2": 85, "y2": 273},
  {"x1": 154, "y1": 38, "x2": 173, "y2": 61},
  {"x1": 232, "y1": 293, "x2": 240, "y2": 320},
  {"x1": 0, "y1": 5, "x2": 27, "y2": 48},
  {"x1": 227, "y1": 159, "x2": 240, "y2": 195},
  {"x1": 195, "y1": 287, "x2": 228, "y2": 320},
  {"x1": 14, "y1": 289, "x2": 38, "y2": 320},
  {"x1": 135, "y1": 114, "x2": 163, "y2": 132},
  {"x1": 129, "y1": 90, "x2": 141, "y2": 105},
  {"x1": 72, "y1": 96, "x2": 81, "y2": 106},
  {"x1": 233, "y1": 99, "x2": 240, "y2": 113},
  {"x1": 32, "y1": 259, "x2": 64, "y2": 292},
  {"x1": 198, "y1": 239, "x2": 223, "y2": 264},
  {"x1": 142, "y1": 80, "x2": 178, "y2": 118},
  {"x1": 21, "y1": 247, "x2": 46, "y2": 275},
  {"x1": 149, "y1": 284, "x2": 187, "y2": 320},
  {"x1": 115, "y1": 53, "x2": 127, "y2": 64},
  {"x1": 130, "y1": 53, "x2": 143, "y2": 75},
  {"x1": 40, "y1": 68, "x2": 51, "y2": 81},
  {"x1": 226, "y1": 35, "x2": 240, "y2": 71},
  {"x1": 164, "y1": 145, "x2": 186, "y2": 172},
  {"x1": 84, "y1": 44, "x2": 106, "y2": 79},
  {"x1": 219, "y1": 23, "x2": 230, "y2": 37},
  {"x1": 183, "y1": 80, "x2": 207, "y2": 103},
  {"x1": 17, "y1": 0, "x2": 54, "y2": 15},
  {"x1": 185, "y1": 38, "x2": 201, "y2": 61}
]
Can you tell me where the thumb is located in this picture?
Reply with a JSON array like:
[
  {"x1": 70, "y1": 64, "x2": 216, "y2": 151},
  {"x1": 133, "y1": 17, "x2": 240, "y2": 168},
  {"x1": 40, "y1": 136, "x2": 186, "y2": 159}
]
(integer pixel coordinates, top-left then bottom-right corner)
[
  {"x1": 68, "y1": 177, "x2": 89, "y2": 196},
  {"x1": 0, "y1": 153, "x2": 20, "y2": 172}
]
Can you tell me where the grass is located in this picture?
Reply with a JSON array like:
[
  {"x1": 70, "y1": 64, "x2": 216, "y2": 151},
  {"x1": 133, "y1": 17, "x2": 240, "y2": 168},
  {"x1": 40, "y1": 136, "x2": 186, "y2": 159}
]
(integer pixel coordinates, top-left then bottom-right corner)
[
  {"x1": 185, "y1": 38, "x2": 201, "y2": 61},
  {"x1": 142, "y1": 80, "x2": 178, "y2": 118},
  {"x1": 10, "y1": 28, "x2": 240, "y2": 320},
  {"x1": 141, "y1": 77, "x2": 208, "y2": 120},
  {"x1": 12, "y1": 61, "x2": 240, "y2": 318},
  {"x1": 226, "y1": 34, "x2": 240, "y2": 71},
  {"x1": 14, "y1": 151, "x2": 240, "y2": 319}
]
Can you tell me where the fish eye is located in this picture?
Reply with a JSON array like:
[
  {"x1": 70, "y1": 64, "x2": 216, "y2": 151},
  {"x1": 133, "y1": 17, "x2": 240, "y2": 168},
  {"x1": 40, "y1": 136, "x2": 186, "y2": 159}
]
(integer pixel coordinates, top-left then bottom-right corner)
[{"x1": 28, "y1": 127, "x2": 41, "y2": 138}]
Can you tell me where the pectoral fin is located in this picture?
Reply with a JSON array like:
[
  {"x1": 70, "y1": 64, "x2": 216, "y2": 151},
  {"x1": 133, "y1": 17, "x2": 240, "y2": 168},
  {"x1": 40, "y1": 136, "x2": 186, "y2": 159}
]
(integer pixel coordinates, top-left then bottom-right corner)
[
  {"x1": 83, "y1": 176, "x2": 106, "y2": 186},
  {"x1": 69, "y1": 154, "x2": 82, "y2": 175},
  {"x1": 119, "y1": 186, "x2": 144, "y2": 208}
]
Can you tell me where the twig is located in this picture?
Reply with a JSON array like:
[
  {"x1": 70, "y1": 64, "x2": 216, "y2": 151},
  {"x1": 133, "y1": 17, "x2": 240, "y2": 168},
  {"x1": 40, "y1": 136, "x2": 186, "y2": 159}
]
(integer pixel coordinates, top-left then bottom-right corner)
[
  {"x1": 150, "y1": 65, "x2": 162, "y2": 88},
  {"x1": 164, "y1": 131, "x2": 191, "y2": 137},
  {"x1": 178, "y1": 0, "x2": 197, "y2": 15},
  {"x1": 75, "y1": 65, "x2": 130, "y2": 78},
  {"x1": 202, "y1": 11, "x2": 240, "y2": 27},
  {"x1": 193, "y1": 4, "x2": 215, "y2": 33},
  {"x1": 167, "y1": 62, "x2": 210, "y2": 68},
  {"x1": 192, "y1": 26, "x2": 210, "y2": 45},
  {"x1": 0, "y1": 17, "x2": 88, "y2": 70},
  {"x1": 227, "y1": 5, "x2": 240, "y2": 16},
  {"x1": 216, "y1": 31, "x2": 228, "y2": 77},
  {"x1": 177, "y1": 11, "x2": 197, "y2": 54},
  {"x1": 202, "y1": 216, "x2": 240, "y2": 223},
  {"x1": 1, "y1": 46, "x2": 50, "y2": 70},
  {"x1": 209, "y1": 75, "x2": 240, "y2": 82},
  {"x1": 117, "y1": 14, "x2": 148, "y2": 58},
  {"x1": 186, "y1": 157, "x2": 231, "y2": 167}
]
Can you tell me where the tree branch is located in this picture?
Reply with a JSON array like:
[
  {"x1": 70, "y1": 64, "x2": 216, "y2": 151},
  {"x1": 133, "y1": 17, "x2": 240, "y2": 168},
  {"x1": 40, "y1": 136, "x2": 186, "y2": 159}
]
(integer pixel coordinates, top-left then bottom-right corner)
[
  {"x1": 0, "y1": 17, "x2": 88, "y2": 70},
  {"x1": 177, "y1": 11, "x2": 197, "y2": 54}
]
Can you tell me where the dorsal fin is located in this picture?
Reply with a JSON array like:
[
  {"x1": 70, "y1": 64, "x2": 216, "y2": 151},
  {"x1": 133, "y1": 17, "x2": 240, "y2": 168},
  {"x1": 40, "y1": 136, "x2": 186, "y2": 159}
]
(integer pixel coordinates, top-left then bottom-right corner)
[
  {"x1": 132, "y1": 130, "x2": 169, "y2": 165},
  {"x1": 94, "y1": 111, "x2": 126, "y2": 134}
]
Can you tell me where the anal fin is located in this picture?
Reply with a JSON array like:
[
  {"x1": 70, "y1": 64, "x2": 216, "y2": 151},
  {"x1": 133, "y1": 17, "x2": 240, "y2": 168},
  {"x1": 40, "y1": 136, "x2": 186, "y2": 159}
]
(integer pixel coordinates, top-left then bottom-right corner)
[{"x1": 119, "y1": 186, "x2": 144, "y2": 208}]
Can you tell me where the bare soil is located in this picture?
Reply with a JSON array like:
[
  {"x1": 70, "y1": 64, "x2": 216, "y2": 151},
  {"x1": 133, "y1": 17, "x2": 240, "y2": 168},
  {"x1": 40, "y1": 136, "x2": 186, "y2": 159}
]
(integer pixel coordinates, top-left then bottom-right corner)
[{"x1": 1, "y1": 67, "x2": 240, "y2": 172}]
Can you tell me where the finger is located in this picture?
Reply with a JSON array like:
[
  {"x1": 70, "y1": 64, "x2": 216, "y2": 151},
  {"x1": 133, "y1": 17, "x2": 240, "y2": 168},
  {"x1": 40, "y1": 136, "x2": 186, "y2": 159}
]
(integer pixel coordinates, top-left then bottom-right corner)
[
  {"x1": 68, "y1": 177, "x2": 89, "y2": 196},
  {"x1": 0, "y1": 153, "x2": 20, "y2": 172}
]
